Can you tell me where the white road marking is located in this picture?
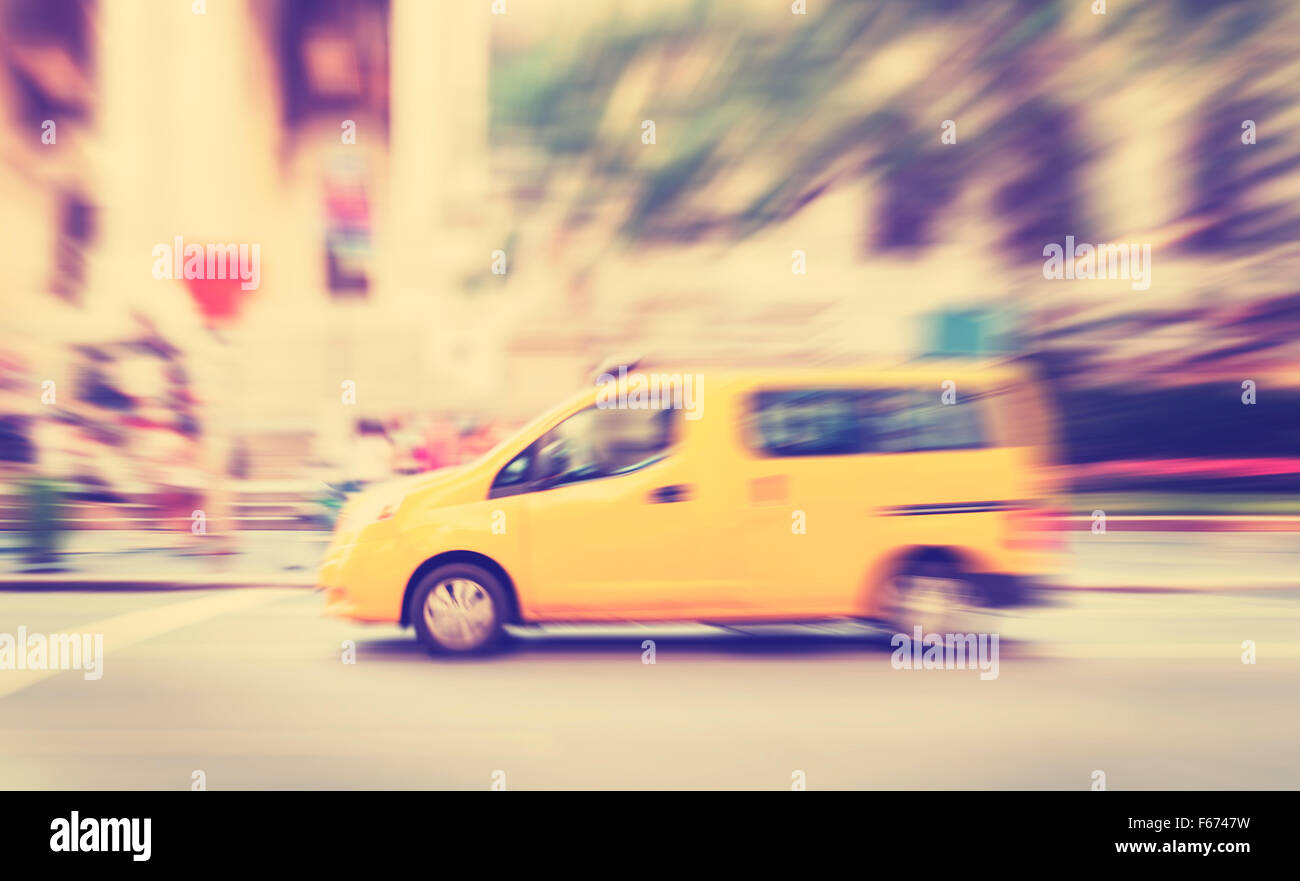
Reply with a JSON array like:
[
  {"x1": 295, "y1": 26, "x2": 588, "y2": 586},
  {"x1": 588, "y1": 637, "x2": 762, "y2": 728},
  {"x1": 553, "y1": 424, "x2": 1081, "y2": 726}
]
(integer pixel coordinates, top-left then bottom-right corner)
[
  {"x1": 0, "y1": 589, "x2": 300, "y2": 699},
  {"x1": 0, "y1": 727, "x2": 557, "y2": 758}
]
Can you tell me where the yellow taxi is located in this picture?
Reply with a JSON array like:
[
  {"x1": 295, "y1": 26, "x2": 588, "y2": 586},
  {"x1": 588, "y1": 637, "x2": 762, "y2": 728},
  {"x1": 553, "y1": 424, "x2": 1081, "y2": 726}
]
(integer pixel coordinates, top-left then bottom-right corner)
[{"x1": 320, "y1": 363, "x2": 1060, "y2": 653}]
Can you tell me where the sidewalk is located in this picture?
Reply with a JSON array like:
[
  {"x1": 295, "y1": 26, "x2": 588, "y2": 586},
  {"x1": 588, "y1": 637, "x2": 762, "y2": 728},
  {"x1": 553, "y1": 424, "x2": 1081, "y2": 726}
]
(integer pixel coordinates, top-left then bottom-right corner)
[
  {"x1": 1054, "y1": 531, "x2": 1300, "y2": 592},
  {"x1": 0, "y1": 531, "x2": 327, "y2": 588}
]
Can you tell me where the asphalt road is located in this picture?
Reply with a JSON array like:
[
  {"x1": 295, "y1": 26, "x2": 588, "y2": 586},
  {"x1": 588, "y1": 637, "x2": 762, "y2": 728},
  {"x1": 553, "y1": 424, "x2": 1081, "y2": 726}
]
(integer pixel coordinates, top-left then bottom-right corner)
[{"x1": 2, "y1": 586, "x2": 1298, "y2": 790}]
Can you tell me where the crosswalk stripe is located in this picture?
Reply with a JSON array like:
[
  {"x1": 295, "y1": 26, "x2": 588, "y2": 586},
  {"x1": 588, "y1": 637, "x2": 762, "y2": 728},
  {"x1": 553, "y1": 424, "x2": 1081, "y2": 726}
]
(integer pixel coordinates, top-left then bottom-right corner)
[{"x1": 0, "y1": 589, "x2": 300, "y2": 699}]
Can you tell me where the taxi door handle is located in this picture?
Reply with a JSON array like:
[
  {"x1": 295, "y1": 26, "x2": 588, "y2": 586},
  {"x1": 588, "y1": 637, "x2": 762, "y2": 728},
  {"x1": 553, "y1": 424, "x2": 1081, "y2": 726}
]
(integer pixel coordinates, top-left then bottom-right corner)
[{"x1": 649, "y1": 484, "x2": 693, "y2": 503}]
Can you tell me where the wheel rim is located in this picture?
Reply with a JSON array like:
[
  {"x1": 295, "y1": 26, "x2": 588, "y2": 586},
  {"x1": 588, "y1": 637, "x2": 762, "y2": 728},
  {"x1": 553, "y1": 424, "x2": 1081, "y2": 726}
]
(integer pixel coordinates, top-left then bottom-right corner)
[
  {"x1": 423, "y1": 577, "x2": 496, "y2": 650},
  {"x1": 891, "y1": 573, "x2": 974, "y2": 634}
]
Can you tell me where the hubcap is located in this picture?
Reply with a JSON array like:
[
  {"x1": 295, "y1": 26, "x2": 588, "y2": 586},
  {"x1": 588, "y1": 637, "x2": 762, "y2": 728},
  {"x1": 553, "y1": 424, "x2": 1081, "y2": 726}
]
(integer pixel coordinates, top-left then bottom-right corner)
[
  {"x1": 423, "y1": 578, "x2": 496, "y2": 650},
  {"x1": 892, "y1": 574, "x2": 974, "y2": 634}
]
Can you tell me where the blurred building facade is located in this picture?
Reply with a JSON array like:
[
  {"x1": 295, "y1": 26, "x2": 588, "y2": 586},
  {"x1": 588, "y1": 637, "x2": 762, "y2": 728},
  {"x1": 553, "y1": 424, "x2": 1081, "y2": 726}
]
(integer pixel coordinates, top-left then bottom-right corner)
[
  {"x1": 3, "y1": 0, "x2": 1300, "y2": 525},
  {"x1": 1, "y1": 0, "x2": 504, "y2": 512},
  {"x1": 488, "y1": 0, "x2": 1300, "y2": 391}
]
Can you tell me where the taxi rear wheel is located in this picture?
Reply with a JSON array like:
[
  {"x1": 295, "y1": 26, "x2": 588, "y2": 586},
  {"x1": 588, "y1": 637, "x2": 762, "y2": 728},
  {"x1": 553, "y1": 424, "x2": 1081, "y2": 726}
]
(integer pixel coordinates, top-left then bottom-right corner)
[
  {"x1": 411, "y1": 563, "x2": 507, "y2": 654},
  {"x1": 886, "y1": 561, "x2": 982, "y2": 635}
]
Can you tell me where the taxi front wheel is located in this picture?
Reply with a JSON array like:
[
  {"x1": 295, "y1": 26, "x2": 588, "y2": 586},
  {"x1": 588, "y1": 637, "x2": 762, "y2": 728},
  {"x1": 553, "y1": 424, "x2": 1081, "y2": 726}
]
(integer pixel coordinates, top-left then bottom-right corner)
[{"x1": 411, "y1": 563, "x2": 507, "y2": 654}]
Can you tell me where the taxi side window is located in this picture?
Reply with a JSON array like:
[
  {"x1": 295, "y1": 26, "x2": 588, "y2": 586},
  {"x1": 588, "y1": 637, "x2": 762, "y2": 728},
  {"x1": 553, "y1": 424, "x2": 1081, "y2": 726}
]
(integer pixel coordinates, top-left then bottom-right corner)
[
  {"x1": 488, "y1": 443, "x2": 539, "y2": 498},
  {"x1": 491, "y1": 406, "x2": 677, "y2": 496},
  {"x1": 753, "y1": 388, "x2": 987, "y2": 456},
  {"x1": 492, "y1": 447, "x2": 534, "y2": 489},
  {"x1": 753, "y1": 390, "x2": 864, "y2": 456},
  {"x1": 538, "y1": 406, "x2": 677, "y2": 488},
  {"x1": 908, "y1": 391, "x2": 986, "y2": 451}
]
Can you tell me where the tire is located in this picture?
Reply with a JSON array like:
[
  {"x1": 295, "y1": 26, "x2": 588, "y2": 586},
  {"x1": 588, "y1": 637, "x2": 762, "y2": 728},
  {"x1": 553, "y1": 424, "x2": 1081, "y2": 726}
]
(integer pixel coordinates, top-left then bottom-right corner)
[
  {"x1": 410, "y1": 563, "x2": 508, "y2": 654},
  {"x1": 885, "y1": 560, "x2": 982, "y2": 635}
]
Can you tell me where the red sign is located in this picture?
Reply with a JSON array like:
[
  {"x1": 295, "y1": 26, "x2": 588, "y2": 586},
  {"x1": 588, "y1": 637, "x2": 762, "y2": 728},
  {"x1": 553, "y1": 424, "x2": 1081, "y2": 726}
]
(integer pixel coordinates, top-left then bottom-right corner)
[{"x1": 184, "y1": 275, "x2": 246, "y2": 326}]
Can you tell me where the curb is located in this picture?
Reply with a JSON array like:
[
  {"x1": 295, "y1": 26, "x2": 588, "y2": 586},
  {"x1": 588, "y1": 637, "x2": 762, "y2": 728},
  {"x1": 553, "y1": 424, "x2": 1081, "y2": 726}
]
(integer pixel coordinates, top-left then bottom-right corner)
[{"x1": 0, "y1": 574, "x2": 316, "y2": 589}]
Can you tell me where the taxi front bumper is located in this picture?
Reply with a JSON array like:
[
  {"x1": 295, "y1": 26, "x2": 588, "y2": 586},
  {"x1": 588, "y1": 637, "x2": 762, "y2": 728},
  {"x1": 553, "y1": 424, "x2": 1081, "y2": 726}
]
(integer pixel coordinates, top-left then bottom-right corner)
[{"x1": 318, "y1": 531, "x2": 405, "y2": 623}]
